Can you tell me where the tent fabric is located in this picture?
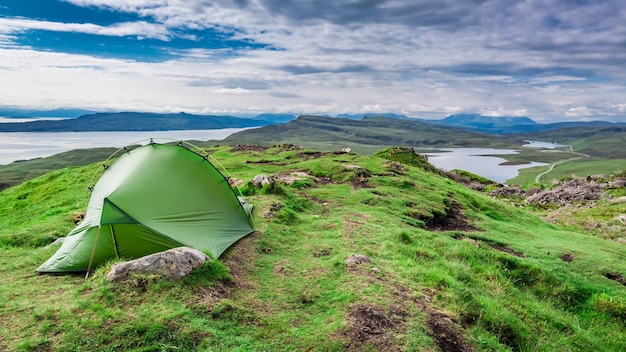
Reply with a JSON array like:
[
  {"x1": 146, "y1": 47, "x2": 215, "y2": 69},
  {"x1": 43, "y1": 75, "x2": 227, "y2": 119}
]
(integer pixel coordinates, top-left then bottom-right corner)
[{"x1": 37, "y1": 143, "x2": 254, "y2": 273}]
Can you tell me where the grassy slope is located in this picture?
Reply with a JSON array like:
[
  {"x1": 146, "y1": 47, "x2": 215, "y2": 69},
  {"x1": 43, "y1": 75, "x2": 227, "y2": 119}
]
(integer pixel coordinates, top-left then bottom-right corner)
[
  {"x1": 1, "y1": 146, "x2": 625, "y2": 351},
  {"x1": 219, "y1": 115, "x2": 525, "y2": 154},
  {"x1": 0, "y1": 148, "x2": 118, "y2": 192},
  {"x1": 510, "y1": 158, "x2": 626, "y2": 185}
]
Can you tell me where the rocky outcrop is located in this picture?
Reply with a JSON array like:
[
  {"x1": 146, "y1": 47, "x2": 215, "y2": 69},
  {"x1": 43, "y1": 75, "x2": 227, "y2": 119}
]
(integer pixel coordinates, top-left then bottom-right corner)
[{"x1": 106, "y1": 247, "x2": 210, "y2": 282}]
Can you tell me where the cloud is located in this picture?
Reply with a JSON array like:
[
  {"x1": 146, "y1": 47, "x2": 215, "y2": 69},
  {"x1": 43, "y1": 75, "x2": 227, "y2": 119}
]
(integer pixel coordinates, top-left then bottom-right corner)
[
  {"x1": 0, "y1": 0, "x2": 624, "y2": 121},
  {"x1": 213, "y1": 87, "x2": 251, "y2": 94},
  {"x1": 0, "y1": 17, "x2": 170, "y2": 40}
]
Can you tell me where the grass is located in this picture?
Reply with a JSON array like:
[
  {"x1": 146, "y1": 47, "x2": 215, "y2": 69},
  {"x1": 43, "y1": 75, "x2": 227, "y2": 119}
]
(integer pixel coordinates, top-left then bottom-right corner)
[
  {"x1": 1, "y1": 145, "x2": 625, "y2": 351},
  {"x1": 0, "y1": 148, "x2": 117, "y2": 191},
  {"x1": 508, "y1": 158, "x2": 626, "y2": 186}
]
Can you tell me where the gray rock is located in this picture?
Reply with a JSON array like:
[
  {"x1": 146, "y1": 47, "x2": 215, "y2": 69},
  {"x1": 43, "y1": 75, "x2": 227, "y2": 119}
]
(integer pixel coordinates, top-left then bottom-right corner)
[
  {"x1": 106, "y1": 247, "x2": 210, "y2": 282},
  {"x1": 345, "y1": 254, "x2": 372, "y2": 265},
  {"x1": 251, "y1": 174, "x2": 274, "y2": 188}
]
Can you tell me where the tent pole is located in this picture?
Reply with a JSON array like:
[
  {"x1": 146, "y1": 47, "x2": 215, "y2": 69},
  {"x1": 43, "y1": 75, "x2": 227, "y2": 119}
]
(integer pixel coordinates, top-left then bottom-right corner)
[{"x1": 85, "y1": 225, "x2": 102, "y2": 279}]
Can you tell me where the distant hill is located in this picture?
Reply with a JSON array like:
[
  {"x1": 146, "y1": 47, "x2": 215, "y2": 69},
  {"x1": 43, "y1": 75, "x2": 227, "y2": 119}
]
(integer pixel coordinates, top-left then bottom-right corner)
[
  {"x1": 521, "y1": 125, "x2": 626, "y2": 158},
  {"x1": 335, "y1": 113, "x2": 409, "y2": 120},
  {"x1": 0, "y1": 112, "x2": 272, "y2": 132},
  {"x1": 426, "y1": 113, "x2": 626, "y2": 134},
  {"x1": 437, "y1": 114, "x2": 535, "y2": 129},
  {"x1": 250, "y1": 113, "x2": 297, "y2": 123},
  {"x1": 0, "y1": 108, "x2": 96, "y2": 118},
  {"x1": 220, "y1": 114, "x2": 523, "y2": 153}
]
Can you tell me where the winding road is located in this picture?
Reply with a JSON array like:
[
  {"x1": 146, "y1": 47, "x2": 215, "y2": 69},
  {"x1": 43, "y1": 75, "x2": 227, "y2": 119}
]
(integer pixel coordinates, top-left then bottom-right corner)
[{"x1": 535, "y1": 145, "x2": 590, "y2": 183}]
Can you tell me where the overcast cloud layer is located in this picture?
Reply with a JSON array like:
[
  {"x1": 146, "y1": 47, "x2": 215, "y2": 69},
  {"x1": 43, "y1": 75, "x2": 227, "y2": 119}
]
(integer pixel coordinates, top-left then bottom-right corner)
[{"x1": 1, "y1": 0, "x2": 625, "y2": 121}]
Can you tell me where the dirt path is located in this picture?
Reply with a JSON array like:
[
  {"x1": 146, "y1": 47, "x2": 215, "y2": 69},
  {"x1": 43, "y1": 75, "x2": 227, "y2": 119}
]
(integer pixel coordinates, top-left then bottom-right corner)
[{"x1": 535, "y1": 146, "x2": 590, "y2": 183}]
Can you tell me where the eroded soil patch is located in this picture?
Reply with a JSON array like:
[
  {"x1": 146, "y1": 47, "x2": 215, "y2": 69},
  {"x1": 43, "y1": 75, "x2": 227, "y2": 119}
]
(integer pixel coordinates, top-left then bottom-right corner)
[
  {"x1": 427, "y1": 312, "x2": 475, "y2": 352},
  {"x1": 604, "y1": 272, "x2": 626, "y2": 286},
  {"x1": 489, "y1": 243, "x2": 525, "y2": 258},
  {"x1": 296, "y1": 150, "x2": 347, "y2": 160},
  {"x1": 420, "y1": 200, "x2": 478, "y2": 232},
  {"x1": 342, "y1": 257, "x2": 474, "y2": 352},
  {"x1": 340, "y1": 304, "x2": 406, "y2": 352},
  {"x1": 230, "y1": 145, "x2": 269, "y2": 152}
]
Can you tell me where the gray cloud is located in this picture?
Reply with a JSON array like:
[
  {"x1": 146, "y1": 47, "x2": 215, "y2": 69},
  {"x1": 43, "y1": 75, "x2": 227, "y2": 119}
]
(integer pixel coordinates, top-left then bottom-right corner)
[
  {"x1": 276, "y1": 64, "x2": 373, "y2": 75},
  {"x1": 0, "y1": 0, "x2": 625, "y2": 120}
]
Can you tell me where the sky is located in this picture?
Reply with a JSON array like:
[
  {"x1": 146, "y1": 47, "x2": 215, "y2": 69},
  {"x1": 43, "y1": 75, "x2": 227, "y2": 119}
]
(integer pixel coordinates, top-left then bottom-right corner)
[{"x1": 0, "y1": 0, "x2": 625, "y2": 122}]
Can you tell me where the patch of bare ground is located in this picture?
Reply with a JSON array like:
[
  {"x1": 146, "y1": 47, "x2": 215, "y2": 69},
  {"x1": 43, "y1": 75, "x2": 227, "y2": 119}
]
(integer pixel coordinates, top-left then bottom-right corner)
[
  {"x1": 414, "y1": 199, "x2": 479, "y2": 232},
  {"x1": 341, "y1": 304, "x2": 407, "y2": 352},
  {"x1": 229, "y1": 145, "x2": 269, "y2": 152},
  {"x1": 296, "y1": 150, "x2": 347, "y2": 160},
  {"x1": 194, "y1": 232, "x2": 259, "y2": 309},
  {"x1": 561, "y1": 253, "x2": 575, "y2": 262},
  {"x1": 427, "y1": 312, "x2": 475, "y2": 352},
  {"x1": 262, "y1": 203, "x2": 281, "y2": 218},
  {"x1": 604, "y1": 272, "x2": 626, "y2": 287},
  {"x1": 352, "y1": 171, "x2": 373, "y2": 189},
  {"x1": 340, "y1": 257, "x2": 473, "y2": 351},
  {"x1": 489, "y1": 243, "x2": 525, "y2": 258},
  {"x1": 245, "y1": 159, "x2": 289, "y2": 166}
]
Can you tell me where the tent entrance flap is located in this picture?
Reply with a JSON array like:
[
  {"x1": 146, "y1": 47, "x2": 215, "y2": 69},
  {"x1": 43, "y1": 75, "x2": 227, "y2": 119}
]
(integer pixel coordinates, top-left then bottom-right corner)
[{"x1": 101, "y1": 198, "x2": 138, "y2": 225}]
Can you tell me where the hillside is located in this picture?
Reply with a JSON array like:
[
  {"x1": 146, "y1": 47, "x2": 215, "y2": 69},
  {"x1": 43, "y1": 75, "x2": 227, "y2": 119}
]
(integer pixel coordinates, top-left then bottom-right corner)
[
  {"x1": 521, "y1": 126, "x2": 626, "y2": 158},
  {"x1": 0, "y1": 148, "x2": 118, "y2": 191},
  {"x1": 424, "y1": 114, "x2": 626, "y2": 134},
  {"x1": 0, "y1": 112, "x2": 270, "y2": 132},
  {"x1": 220, "y1": 115, "x2": 525, "y2": 154},
  {"x1": 0, "y1": 145, "x2": 624, "y2": 351}
]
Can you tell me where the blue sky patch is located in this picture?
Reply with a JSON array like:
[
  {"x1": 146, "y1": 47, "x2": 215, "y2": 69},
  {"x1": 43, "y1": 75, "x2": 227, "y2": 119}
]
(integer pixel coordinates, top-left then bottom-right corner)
[{"x1": 1, "y1": 0, "x2": 269, "y2": 61}]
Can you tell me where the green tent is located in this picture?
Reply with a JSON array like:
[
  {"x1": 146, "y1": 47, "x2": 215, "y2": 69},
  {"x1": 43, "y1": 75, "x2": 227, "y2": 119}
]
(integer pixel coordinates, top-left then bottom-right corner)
[{"x1": 37, "y1": 143, "x2": 254, "y2": 273}]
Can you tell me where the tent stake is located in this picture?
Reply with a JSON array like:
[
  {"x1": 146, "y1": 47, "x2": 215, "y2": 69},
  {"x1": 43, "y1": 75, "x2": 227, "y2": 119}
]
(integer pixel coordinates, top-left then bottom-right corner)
[{"x1": 85, "y1": 226, "x2": 102, "y2": 279}]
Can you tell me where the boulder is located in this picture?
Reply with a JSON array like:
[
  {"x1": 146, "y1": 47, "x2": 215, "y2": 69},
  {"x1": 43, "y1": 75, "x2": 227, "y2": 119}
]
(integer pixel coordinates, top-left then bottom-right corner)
[
  {"x1": 251, "y1": 174, "x2": 275, "y2": 188},
  {"x1": 106, "y1": 247, "x2": 210, "y2": 282}
]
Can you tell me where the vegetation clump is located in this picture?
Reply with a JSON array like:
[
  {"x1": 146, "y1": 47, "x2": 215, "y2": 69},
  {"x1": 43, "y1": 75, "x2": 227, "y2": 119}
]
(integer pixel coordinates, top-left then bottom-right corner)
[{"x1": 374, "y1": 146, "x2": 442, "y2": 175}]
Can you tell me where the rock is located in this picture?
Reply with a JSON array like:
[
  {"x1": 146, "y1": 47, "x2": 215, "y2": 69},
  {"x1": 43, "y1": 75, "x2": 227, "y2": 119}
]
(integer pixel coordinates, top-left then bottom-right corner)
[
  {"x1": 106, "y1": 247, "x2": 209, "y2": 282},
  {"x1": 345, "y1": 254, "x2": 372, "y2": 265},
  {"x1": 228, "y1": 177, "x2": 245, "y2": 187},
  {"x1": 275, "y1": 172, "x2": 320, "y2": 185},
  {"x1": 251, "y1": 174, "x2": 274, "y2": 188}
]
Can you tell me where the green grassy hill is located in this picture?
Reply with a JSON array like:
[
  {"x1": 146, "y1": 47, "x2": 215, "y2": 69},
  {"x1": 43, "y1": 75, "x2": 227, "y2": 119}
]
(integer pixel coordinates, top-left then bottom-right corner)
[
  {"x1": 1, "y1": 145, "x2": 624, "y2": 351},
  {"x1": 0, "y1": 148, "x2": 118, "y2": 191},
  {"x1": 0, "y1": 112, "x2": 269, "y2": 132},
  {"x1": 220, "y1": 115, "x2": 525, "y2": 154}
]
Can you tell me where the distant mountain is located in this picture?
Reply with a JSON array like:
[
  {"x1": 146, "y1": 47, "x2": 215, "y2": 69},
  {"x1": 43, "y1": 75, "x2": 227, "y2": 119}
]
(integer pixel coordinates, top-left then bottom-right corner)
[
  {"x1": 251, "y1": 113, "x2": 297, "y2": 123},
  {"x1": 0, "y1": 112, "x2": 271, "y2": 132},
  {"x1": 335, "y1": 113, "x2": 409, "y2": 120},
  {"x1": 427, "y1": 113, "x2": 626, "y2": 134},
  {"x1": 0, "y1": 108, "x2": 96, "y2": 118},
  {"x1": 446, "y1": 113, "x2": 534, "y2": 125}
]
